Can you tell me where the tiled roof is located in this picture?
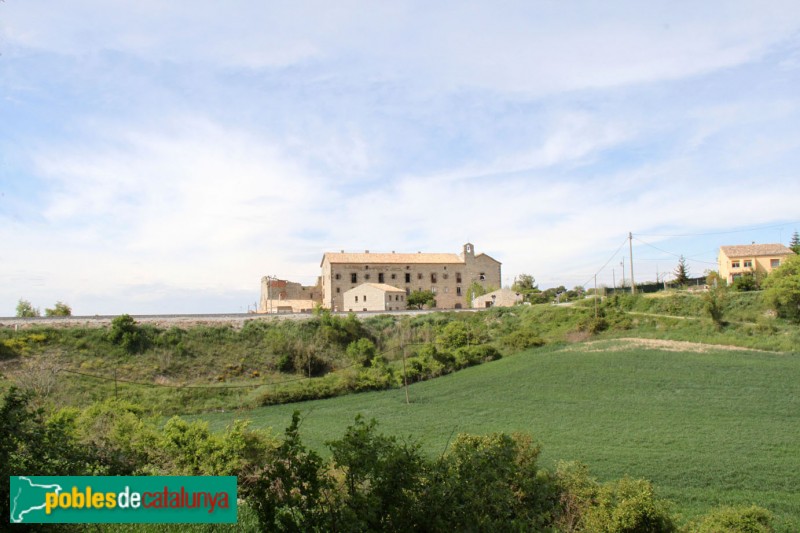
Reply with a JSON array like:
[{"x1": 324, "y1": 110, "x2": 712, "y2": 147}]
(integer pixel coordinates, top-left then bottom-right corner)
[
  {"x1": 719, "y1": 244, "x2": 794, "y2": 258},
  {"x1": 322, "y1": 252, "x2": 464, "y2": 265}
]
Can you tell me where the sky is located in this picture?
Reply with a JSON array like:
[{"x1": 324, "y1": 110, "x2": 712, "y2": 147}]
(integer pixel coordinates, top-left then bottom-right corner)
[{"x1": 1, "y1": 1, "x2": 800, "y2": 316}]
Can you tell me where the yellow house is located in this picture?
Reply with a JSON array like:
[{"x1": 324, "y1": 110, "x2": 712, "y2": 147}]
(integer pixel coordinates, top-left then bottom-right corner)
[{"x1": 718, "y1": 243, "x2": 795, "y2": 284}]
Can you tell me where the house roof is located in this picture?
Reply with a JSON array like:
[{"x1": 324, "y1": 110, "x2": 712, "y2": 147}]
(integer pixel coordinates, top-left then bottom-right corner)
[
  {"x1": 322, "y1": 252, "x2": 464, "y2": 266},
  {"x1": 345, "y1": 283, "x2": 405, "y2": 293},
  {"x1": 719, "y1": 244, "x2": 794, "y2": 258}
]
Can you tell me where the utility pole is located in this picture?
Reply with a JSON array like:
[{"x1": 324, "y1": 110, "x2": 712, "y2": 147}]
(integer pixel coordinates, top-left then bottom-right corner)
[
  {"x1": 594, "y1": 274, "x2": 598, "y2": 319},
  {"x1": 612, "y1": 268, "x2": 616, "y2": 290},
  {"x1": 629, "y1": 232, "x2": 636, "y2": 295},
  {"x1": 402, "y1": 341, "x2": 410, "y2": 404},
  {"x1": 621, "y1": 260, "x2": 625, "y2": 290}
]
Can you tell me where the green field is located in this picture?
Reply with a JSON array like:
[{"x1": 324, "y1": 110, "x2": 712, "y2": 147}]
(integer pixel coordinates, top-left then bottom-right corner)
[{"x1": 199, "y1": 339, "x2": 800, "y2": 528}]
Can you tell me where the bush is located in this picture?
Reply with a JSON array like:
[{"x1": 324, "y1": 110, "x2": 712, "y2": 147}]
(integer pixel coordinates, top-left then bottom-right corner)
[
  {"x1": 581, "y1": 476, "x2": 675, "y2": 533},
  {"x1": 453, "y1": 345, "x2": 501, "y2": 369},
  {"x1": 762, "y1": 254, "x2": 800, "y2": 322},
  {"x1": 327, "y1": 416, "x2": 428, "y2": 531},
  {"x1": 692, "y1": 504, "x2": 773, "y2": 533},
  {"x1": 346, "y1": 338, "x2": 377, "y2": 367},
  {"x1": 501, "y1": 328, "x2": 545, "y2": 352},
  {"x1": 241, "y1": 412, "x2": 331, "y2": 532},
  {"x1": 107, "y1": 314, "x2": 151, "y2": 354}
]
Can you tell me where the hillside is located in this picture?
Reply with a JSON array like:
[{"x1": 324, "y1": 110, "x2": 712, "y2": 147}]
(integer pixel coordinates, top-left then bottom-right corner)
[
  {"x1": 197, "y1": 338, "x2": 800, "y2": 529},
  {"x1": 1, "y1": 291, "x2": 798, "y2": 415}
]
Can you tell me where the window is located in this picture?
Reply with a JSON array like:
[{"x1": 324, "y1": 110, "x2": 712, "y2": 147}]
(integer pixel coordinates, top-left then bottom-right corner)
[
  {"x1": 391, "y1": 273, "x2": 396, "y2": 280},
  {"x1": 479, "y1": 272, "x2": 486, "y2": 281},
  {"x1": 771, "y1": 259, "x2": 781, "y2": 268},
  {"x1": 395, "y1": 295, "x2": 400, "y2": 301},
  {"x1": 405, "y1": 273, "x2": 411, "y2": 283},
  {"x1": 431, "y1": 273, "x2": 437, "y2": 283},
  {"x1": 378, "y1": 273, "x2": 385, "y2": 283},
  {"x1": 406, "y1": 288, "x2": 410, "y2": 295},
  {"x1": 335, "y1": 273, "x2": 341, "y2": 280},
  {"x1": 431, "y1": 287, "x2": 437, "y2": 293},
  {"x1": 363, "y1": 295, "x2": 367, "y2": 301},
  {"x1": 744, "y1": 260, "x2": 753, "y2": 268},
  {"x1": 355, "y1": 295, "x2": 359, "y2": 302},
  {"x1": 456, "y1": 273, "x2": 462, "y2": 283},
  {"x1": 444, "y1": 287, "x2": 449, "y2": 293},
  {"x1": 731, "y1": 261, "x2": 740, "y2": 269},
  {"x1": 351, "y1": 273, "x2": 357, "y2": 283},
  {"x1": 365, "y1": 274, "x2": 370, "y2": 280},
  {"x1": 443, "y1": 273, "x2": 449, "y2": 280},
  {"x1": 456, "y1": 286, "x2": 462, "y2": 296},
  {"x1": 336, "y1": 288, "x2": 340, "y2": 293},
  {"x1": 417, "y1": 273, "x2": 423, "y2": 280}
]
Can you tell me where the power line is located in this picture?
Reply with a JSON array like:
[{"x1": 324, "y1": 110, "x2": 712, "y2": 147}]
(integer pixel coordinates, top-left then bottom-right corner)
[
  {"x1": 633, "y1": 237, "x2": 718, "y2": 266},
  {"x1": 580, "y1": 236, "x2": 630, "y2": 289},
  {"x1": 636, "y1": 221, "x2": 799, "y2": 238}
]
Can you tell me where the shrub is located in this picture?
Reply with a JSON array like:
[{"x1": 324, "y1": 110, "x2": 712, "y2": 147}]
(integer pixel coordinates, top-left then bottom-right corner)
[
  {"x1": 691, "y1": 504, "x2": 773, "y2": 533},
  {"x1": 762, "y1": 254, "x2": 800, "y2": 322},
  {"x1": 346, "y1": 338, "x2": 377, "y2": 367},
  {"x1": 107, "y1": 314, "x2": 151, "y2": 354},
  {"x1": 241, "y1": 412, "x2": 331, "y2": 531},
  {"x1": 581, "y1": 476, "x2": 675, "y2": 533},
  {"x1": 501, "y1": 328, "x2": 545, "y2": 352},
  {"x1": 437, "y1": 321, "x2": 470, "y2": 349},
  {"x1": 427, "y1": 432, "x2": 557, "y2": 531},
  {"x1": 327, "y1": 416, "x2": 428, "y2": 531}
]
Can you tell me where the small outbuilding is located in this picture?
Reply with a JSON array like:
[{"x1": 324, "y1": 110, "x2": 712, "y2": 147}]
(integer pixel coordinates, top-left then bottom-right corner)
[
  {"x1": 343, "y1": 283, "x2": 407, "y2": 312},
  {"x1": 472, "y1": 288, "x2": 523, "y2": 308}
]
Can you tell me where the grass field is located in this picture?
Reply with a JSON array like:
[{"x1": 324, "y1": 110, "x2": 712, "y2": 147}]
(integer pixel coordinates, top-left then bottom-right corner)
[{"x1": 199, "y1": 339, "x2": 800, "y2": 529}]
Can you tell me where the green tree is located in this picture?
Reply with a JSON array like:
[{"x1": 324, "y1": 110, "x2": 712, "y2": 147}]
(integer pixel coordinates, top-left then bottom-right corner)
[
  {"x1": 346, "y1": 338, "x2": 377, "y2": 367},
  {"x1": 790, "y1": 230, "x2": 800, "y2": 255},
  {"x1": 673, "y1": 256, "x2": 690, "y2": 286},
  {"x1": 15, "y1": 299, "x2": 40, "y2": 317},
  {"x1": 513, "y1": 273, "x2": 543, "y2": 303},
  {"x1": 762, "y1": 254, "x2": 800, "y2": 321},
  {"x1": 241, "y1": 411, "x2": 331, "y2": 531},
  {"x1": 407, "y1": 290, "x2": 436, "y2": 309},
  {"x1": 327, "y1": 416, "x2": 427, "y2": 531},
  {"x1": 107, "y1": 314, "x2": 151, "y2": 354},
  {"x1": 704, "y1": 285, "x2": 727, "y2": 329},
  {"x1": 45, "y1": 301, "x2": 72, "y2": 317}
]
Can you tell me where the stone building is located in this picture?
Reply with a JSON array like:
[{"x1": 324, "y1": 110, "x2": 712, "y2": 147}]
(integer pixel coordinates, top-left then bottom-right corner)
[
  {"x1": 320, "y1": 243, "x2": 501, "y2": 311},
  {"x1": 258, "y1": 277, "x2": 321, "y2": 314},
  {"x1": 472, "y1": 288, "x2": 523, "y2": 308},
  {"x1": 718, "y1": 243, "x2": 795, "y2": 285},
  {"x1": 343, "y1": 283, "x2": 407, "y2": 312}
]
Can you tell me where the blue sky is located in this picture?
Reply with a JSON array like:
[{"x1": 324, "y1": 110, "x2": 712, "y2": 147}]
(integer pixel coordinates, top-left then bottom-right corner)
[{"x1": 1, "y1": 1, "x2": 800, "y2": 315}]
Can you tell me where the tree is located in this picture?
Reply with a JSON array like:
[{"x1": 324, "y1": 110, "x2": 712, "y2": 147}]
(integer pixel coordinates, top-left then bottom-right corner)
[
  {"x1": 762, "y1": 254, "x2": 800, "y2": 322},
  {"x1": 45, "y1": 301, "x2": 72, "y2": 317},
  {"x1": 15, "y1": 299, "x2": 40, "y2": 318},
  {"x1": 512, "y1": 274, "x2": 542, "y2": 304},
  {"x1": 790, "y1": 230, "x2": 800, "y2": 255},
  {"x1": 673, "y1": 256, "x2": 690, "y2": 286},
  {"x1": 512, "y1": 274, "x2": 538, "y2": 292},
  {"x1": 407, "y1": 290, "x2": 436, "y2": 310},
  {"x1": 108, "y1": 314, "x2": 150, "y2": 354},
  {"x1": 704, "y1": 285, "x2": 727, "y2": 329}
]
